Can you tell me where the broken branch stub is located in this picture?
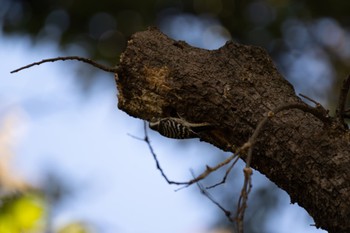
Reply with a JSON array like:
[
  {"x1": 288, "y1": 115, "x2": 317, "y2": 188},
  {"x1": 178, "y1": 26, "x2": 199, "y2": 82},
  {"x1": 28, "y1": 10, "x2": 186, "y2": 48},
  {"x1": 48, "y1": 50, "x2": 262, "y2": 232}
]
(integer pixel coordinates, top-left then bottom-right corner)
[
  {"x1": 115, "y1": 27, "x2": 302, "y2": 148},
  {"x1": 115, "y1": 27, "x2": 350, "y2": 233}
]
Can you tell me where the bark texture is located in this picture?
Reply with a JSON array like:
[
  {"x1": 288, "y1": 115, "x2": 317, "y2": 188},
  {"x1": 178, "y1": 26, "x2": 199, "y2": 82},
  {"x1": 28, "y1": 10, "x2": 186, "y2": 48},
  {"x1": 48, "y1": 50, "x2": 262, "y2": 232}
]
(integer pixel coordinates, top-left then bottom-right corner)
[{"x1": 115, "y1": 27, "x2": 350, "y2": 233}]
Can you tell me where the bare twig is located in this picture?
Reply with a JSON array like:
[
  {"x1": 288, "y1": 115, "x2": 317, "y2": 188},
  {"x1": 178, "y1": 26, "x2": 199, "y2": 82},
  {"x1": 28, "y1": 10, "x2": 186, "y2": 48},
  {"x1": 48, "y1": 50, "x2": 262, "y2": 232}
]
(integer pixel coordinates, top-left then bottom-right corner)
[
  {"x1": 142, "y1": 121, "x2": 190, "y2": 185},
  {"x1": 192, "y1": 170, "x2": 233, "y2": 221},
  {"x1": 142, "y1": 121, "x2": 243, "y2": 188},
  {"x1": 206, "y1": 154, "x2": 240, "y2": 189},
  {"x1": 10, "y1": 56, "x2": 118, "y2": 74},
  {"x1": 183, "y1": 153, "x2": 239, "y2": 187},
  {"x1": 127, "y1": 133, "x2": 145, "y2": 141},
  {"x1": 299, "y1": 93, "x2": 321, "y2": 106},
  {"x1": 236, "y1": 167, "x2": 253, "y2": 233},
  {"x1": 299, "y1": 93, "x2": 329, "y2": 122}
]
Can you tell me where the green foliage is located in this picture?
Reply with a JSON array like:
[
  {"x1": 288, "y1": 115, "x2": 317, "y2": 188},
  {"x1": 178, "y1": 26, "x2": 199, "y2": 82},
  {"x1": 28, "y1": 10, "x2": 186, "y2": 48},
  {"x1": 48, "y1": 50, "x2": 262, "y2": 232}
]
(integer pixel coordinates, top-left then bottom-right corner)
[
  {"x1": 0, "y1": 192, "x2": 94, "y2": 233},
  {"x1": 0, "y1": 193, "x2": 46, "y2": 233}
]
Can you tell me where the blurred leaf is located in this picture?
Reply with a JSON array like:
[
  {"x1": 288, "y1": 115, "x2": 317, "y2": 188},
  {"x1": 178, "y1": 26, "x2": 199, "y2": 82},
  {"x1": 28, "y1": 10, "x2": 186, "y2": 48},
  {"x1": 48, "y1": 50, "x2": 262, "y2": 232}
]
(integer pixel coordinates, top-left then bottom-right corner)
[
  {"x1": 0, "y1": 193, "x2": 46, "y2": 233},
  {"x1": 58, "y1": 222, "x2": 93, "y2": 233}
]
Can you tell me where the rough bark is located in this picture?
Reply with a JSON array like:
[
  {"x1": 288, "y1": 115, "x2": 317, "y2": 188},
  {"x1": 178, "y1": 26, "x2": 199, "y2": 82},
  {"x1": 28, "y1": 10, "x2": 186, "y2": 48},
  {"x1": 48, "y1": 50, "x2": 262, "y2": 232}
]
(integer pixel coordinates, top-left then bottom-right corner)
[{"x1": 115, "y1": 27, "x2": 350, "y2": 233}]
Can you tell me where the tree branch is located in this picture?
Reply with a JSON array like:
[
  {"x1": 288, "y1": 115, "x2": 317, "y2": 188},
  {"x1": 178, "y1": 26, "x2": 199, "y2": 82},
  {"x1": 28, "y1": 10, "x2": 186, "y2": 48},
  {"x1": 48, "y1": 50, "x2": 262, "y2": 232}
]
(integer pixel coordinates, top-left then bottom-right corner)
[{"x1": 115, "y1": 27, "x2": 350, "y2": 233}]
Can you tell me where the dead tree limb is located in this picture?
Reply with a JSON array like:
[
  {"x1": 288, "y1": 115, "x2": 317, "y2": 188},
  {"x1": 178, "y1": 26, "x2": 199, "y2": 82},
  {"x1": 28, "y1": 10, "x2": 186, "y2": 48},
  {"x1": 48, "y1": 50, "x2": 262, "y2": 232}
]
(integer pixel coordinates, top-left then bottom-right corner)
[{"x1": 116, "y1": 27, "x2": 350, "y2": 233}]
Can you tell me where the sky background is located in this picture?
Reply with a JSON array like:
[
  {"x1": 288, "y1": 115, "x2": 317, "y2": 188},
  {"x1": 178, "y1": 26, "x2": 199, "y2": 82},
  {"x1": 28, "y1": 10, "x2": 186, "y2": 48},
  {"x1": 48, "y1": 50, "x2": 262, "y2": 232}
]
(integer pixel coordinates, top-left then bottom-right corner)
[{"x1": 0, "y1": 18, "x2": 327, "y2": 233}]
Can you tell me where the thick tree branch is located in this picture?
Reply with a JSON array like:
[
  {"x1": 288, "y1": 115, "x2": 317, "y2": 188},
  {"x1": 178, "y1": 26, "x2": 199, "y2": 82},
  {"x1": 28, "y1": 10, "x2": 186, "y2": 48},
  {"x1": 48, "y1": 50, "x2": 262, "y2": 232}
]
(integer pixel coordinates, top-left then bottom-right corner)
[{"x1": 115, "y1": 27, "x2": 350, "y2": 233}]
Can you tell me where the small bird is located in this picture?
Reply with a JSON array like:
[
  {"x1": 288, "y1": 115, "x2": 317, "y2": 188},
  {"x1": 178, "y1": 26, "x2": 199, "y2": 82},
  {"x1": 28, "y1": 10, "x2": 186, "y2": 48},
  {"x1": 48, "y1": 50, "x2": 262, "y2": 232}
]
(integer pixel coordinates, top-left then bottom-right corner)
[{"x1": 149, "y1": 117, "x2": 211, "y2": 139}]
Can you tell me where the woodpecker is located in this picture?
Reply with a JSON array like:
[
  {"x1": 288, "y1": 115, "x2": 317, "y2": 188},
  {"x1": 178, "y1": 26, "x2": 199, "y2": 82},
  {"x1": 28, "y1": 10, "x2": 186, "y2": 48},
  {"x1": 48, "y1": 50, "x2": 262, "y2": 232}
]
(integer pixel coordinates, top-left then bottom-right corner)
[{"x1": 149, "y1": 117, "x2": 211, "y2": 139}]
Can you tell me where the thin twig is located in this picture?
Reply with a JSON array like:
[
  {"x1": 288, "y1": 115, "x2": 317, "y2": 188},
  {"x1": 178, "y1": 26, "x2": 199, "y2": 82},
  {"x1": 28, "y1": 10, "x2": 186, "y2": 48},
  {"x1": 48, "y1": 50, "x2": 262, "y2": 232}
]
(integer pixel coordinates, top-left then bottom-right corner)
[
  {"x1": 10, "y1": 56, "x2": 118, "y2": 74},
  {"x1": 127, "y1": 133, "x2": 145, "y2": 141},
  {"x1": 143, "y1": 120, "x2": 242, "y2": 188},
  {"x1": 192, "y1": 170, "x2": 233, "y2": 221},
  {"x1": 206, "y1": 154, "x2": 240, "y2": 189},
  {"x1": 142, "y1": 121, "x2": 189, "y2": 185},
  {"x1": 236, "y1": 167, "x2": 253, "y2": 233},
  {"x1": 182, "y1": 153, "x2": 241, "y2": 188},
  {"x1": 299, "y1": 93, "x2": 329, "y2": 121},
  {"x1": 299, "y1": 93, "x2": 321, "y2": 107}
]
